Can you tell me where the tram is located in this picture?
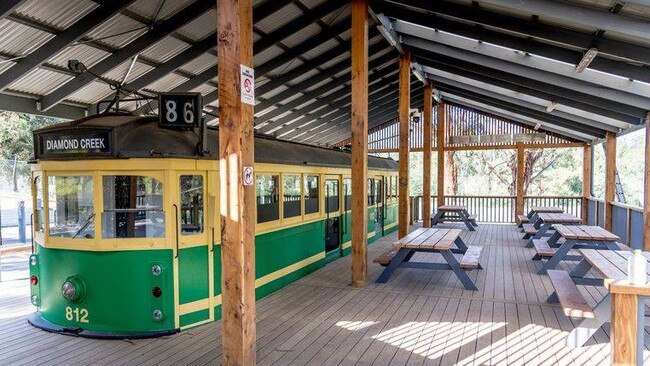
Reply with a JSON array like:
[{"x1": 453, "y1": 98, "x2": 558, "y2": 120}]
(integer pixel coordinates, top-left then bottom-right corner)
[{"x1": 27, "y1": 113, "x2": 399, "y2": 338}]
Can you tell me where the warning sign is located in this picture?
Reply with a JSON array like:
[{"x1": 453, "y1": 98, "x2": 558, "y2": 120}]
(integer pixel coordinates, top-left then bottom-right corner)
[
  {"x1": 243, "y1": 166, "x2": 254, "y2": 186},
  {"x1": 240, "y1": 64, "x2": 255, "y2": 106}
]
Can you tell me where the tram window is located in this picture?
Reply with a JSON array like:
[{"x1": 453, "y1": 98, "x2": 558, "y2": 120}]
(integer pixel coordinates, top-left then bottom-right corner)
[
  {"x1": 34, "y1": 176, "x2": 44, "y2": 233},
  {"x1": 367, "y1": 179, "x2": 375, "y2": 206},
  {"x1": 376, "y1": 179, "x2": 382, "y2": 203},
  {"x1": 391, "y1": 176, "x2": 398, "y2": 199},
  {"x1": 283, "y1": 175, "x2": 301, "y2": 219},
  {"x1": 343, "y1": 178, "x2": 351, "y2": 211},
  {"x1": 101, "y1": 176, "x2": 165, "y2": 239},
  {"x1": 180, "y1": 175, "x2": 204, "y2": 235},
  {"x1": 47, "y1": 176, "x2": 94, "y2": 239},
  {"x1": 257, "y1": 175, "x2": 279, "y2": 223},
  {"x1": 304, "y1": 175, "x2": 320, "y2": 214},
  {"x1": 325, "y1": 180, "x2": 339, "y2": 213}
]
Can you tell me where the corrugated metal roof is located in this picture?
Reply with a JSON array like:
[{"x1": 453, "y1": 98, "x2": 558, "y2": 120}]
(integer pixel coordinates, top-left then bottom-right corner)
[{"x1": 0, "y1": 0, "x2": 646, "y2": 147}]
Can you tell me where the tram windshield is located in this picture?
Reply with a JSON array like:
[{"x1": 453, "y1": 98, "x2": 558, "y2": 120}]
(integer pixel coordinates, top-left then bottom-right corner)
[
  {"x1": 47, "y1": 176, "x2": 95, "y2": 238},
  {"x1": 101, "y1": 175, "x2": 165, "y2": 239}
]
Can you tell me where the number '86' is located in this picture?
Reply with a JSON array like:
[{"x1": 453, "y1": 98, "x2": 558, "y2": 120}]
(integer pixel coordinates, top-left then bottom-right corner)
[{"x1": 165, "y1": 100, "x2": 195, "y2": 124}]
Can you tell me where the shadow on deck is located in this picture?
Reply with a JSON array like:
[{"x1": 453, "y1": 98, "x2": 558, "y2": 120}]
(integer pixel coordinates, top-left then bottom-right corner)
[{"x1": 1, "y1": 223, "x2": 649, "y2": 365}]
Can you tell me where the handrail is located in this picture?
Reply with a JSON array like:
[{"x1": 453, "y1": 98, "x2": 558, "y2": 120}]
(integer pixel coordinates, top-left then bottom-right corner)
[{"x1": 611, "y1": 201, "x2": 643, "y2": 212}]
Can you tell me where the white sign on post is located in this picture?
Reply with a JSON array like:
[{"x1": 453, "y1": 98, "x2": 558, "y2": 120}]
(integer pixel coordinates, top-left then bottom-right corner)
[
  {"x1": 243, "y1": 166, "x2": 254, "y2": 186},
  {"x1": 240, "y1": 64, "x2": 255, "y2": 106}
]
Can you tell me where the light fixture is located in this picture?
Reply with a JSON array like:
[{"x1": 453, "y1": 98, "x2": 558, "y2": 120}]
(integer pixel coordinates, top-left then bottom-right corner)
[
  {"x1": 575, "y1": 48, "x2": 598, "y2": 73},
  {"x1": 152, "y1": 309, "x2": 164, "y2": 321},
  {"x1": 61, "y1": 281, "x2": 77, "y2": 301},
  {"x1": 151, "y1": 264, "x2": 162, "y2": 276},
  {"x1": 546, "y1": 101, "x2": 558, "y2": 112},
  {"x1": 534, "y1": 122, "x2": 542, "y2": 130},
  {"x1": 411, "y1": 62, "x2": 428, "y2": 84}
]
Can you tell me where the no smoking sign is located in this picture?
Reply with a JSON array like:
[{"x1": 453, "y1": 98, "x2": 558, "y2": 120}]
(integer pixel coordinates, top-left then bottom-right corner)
[
  {"x1": 243, "y1": 166, "x2": 254, "y2": 186},
  {"x1": 240, "y1": 64, "x2": 254, "y2": 106}
]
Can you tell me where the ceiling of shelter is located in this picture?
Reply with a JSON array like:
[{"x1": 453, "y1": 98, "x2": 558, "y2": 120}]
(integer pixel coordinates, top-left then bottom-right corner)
[{"x1": 0, "y1": 0, "x2": 647, "y2": 147}]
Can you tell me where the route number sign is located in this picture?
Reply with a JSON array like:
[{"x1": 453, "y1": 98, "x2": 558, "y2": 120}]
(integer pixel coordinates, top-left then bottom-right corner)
[{"x1": 159, "y1": 93, "x2": 202, "y2": 128}]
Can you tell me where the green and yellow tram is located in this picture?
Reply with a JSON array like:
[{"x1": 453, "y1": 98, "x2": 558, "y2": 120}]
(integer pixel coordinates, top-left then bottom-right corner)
[{"x1": 27, "y1": 113, "x2": 399, "y2": 338}]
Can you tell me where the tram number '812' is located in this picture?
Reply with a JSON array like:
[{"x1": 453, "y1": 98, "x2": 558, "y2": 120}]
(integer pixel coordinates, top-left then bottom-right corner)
[{"x1": 158, "y1": 93, "x2": 202, "y2": 128}]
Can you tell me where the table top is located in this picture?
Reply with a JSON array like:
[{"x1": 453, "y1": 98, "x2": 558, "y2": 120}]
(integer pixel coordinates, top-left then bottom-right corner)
[
  {"x1": 555, "y1": 224, "x2": 619, "y2": 241},
  {"x1": 530, "y1": 206, "x2": 564, "y2": 213},
  {"x1": 397, "y1": 227, "x2": 461, "y2": 250},
  {"x1": 438, "y1": 205, "x2": 466, "y2": 211},
  {"x1": 579, "y1": 249, "x2": 650, "y2": 293},
  {"x1": 537, "y1": 212, "x2": 582, "y2": 223}
]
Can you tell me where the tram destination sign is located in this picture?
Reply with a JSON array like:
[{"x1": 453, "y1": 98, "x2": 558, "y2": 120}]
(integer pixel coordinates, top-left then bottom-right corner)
[
  {"x1": 37, "y1": 130, "x2": 112, "y2": 157},
  {"x1": 159, "y1": 92, "x2": 202, "y2": 128}
]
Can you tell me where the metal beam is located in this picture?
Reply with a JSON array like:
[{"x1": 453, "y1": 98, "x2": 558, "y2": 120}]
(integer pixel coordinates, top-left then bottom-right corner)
[
  {"x1": 0, "y1": 1, "x2": 135, "y2": 91},
  {"x1": 476, "y1": 0, "x2": 650, "y2": 43},
  {"x1": 380, "y1": 0, "x2": 650, "y2": 66},
  {"x1": 401, "y1": 34, "x2": 650, "y2": 111},
  {"x1": 254, "y1": 46, "x2": 395, "y2": 118},
  {"x1": 426, "y1": 70, "x2": 627, "y2": 131},
  {"x1": 414, "y1": 51, "x2": 643, "y2": 124},
  {"x1": 438, "y1": 84, "x2": 605, "y2": 138},
  {"x1": 439, "y1": 95, "x2": 593, "y2": 142},
  {"x1": 39, "y1": 0, "x2": 215, "y2": 111},
  {"x1": 0, "y1": 92, "x2": 86, "y2": 120},
  {"x1": 256, "y1": 53, "x2": 396, "y2": 129},
  {"x1": 0, "y1": 0, "x2": 26, "y2": 21},
  {"x1": 274, "y1": 75, "x2": 405, "y2": 138},
  {"x1": 384, "y1": 10, "x2": 650, "y2": 90}
]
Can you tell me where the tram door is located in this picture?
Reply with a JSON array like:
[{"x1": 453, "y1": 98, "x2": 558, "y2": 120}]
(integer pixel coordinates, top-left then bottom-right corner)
[
  {"x1": 324, "y1": 178, "x2": 341, "y2": 254},
  {"x1": 374, "y1": 177, "x2": 384, "y2": 237},
  {"x1": 174, "y1": 171, "x2": 212, "y2": 327}
]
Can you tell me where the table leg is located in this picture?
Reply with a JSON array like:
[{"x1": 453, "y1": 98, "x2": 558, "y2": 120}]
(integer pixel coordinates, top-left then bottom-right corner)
[
  {"x1": 463, "y1": 209, "x2": 478, "y2": 227},
  {"x1": 431, "y1": 211, "x2": 443, "y2": 226},
  {"x1": 527, "y1": 223, "x2": 551, "y2": 247},
  {"x1": 376, "y1": 248, "x2": 411, "y2": 283},
  {"x1": 611, "y1": 293, "x2": 645, "y2": 366},
  {"x1": 566, "y1": 295, "x2": 611, "y2": 348},
  {"x1": 440, "y1": 250, "x2": 478, "y2": 291},
  {"x1": 547, "y1": 231, "x2": 562, "y2": 246},
  {"x1": 538, "y1": 240, "x2": 575, "y2": 275},
  {"x1": 458, "y1": 210, "x2": 475, "y2": 231}
]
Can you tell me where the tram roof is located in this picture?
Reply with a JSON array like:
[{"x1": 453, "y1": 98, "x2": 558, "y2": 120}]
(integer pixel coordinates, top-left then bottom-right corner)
[
  {"x1": 32, "y1": 113, "x2": 399, "y2": 171},
  {"x1": 0, "y1": 0, "x2": 649, "y2": 146}
]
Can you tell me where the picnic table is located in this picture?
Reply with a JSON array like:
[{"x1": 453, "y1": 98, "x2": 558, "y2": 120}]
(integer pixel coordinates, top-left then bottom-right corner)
[
  {"x1": 545, "y1": 248, "x2": 648, "y2": 358},
  {"x1": 431, "y1": 205, "x2": 478, "y2": 231},
  {"x1": 532, "y1": 224, "x2": 621, "y2": 274},
  {"x1": 522, "y1": 212, "x2": 581, "y2": 243},
  {"x1": 517, "y1": 206, "x2": 563, "y2": 227},
  {"x1": 373, "y1": 227, "x2": 483, "y2": 290}
]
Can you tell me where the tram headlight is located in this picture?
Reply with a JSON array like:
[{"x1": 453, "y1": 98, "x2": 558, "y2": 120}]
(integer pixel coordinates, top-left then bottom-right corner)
[
  {"x1": 29, "y1": 256, "x2": 38, "y2": 266},
  {"x1": 152, "y1": 309, "x2": 163, "y2": 322},
  {"x1": 31, "y1": 294, "x2": 39, "y2": 305},
  {"x1": 151, "y1": 264, "x2": 162, "y2": 276},
  {"x1": 61, "y1": 276, "x2": 85, "y2": 302}
]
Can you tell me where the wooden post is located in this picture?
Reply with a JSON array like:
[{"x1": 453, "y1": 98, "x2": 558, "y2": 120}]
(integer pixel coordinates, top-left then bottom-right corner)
[
  {"x1": 398, "y1": 51, "x2": 411, "y2": 238},
  {"x1": 516, "y1": 142, "x2": 525, "y2": 223},
  {"x1": 605, "y1": 131, "x2": 616, "y2": 231},
  {"x1": 217, "y1": 0, "x2": 256, "y2": 364},
  {"x1": 350, "y1": 0, "x2": 368, "y2": 287},
  {"x1": 582, "y1": 144, "x2": 592, "y2": 224},
  {"x1": 422, "y1": 82, "x2": 433, "y2": 227},
  {"x1": 610, "y1": 291, "x2": 644, "y2": 366},
  {"x1": 436, "y1": 103, "x2": 445, "y2": 208},
  {"x1": 644, "y1": 113, "x2": 650, "y2": 251}
]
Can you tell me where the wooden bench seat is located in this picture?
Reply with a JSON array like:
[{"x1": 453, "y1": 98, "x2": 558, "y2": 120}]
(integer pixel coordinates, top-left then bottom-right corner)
[
  {"x1": 522, "y1": 223, "x2": 537, "y2": 239},
  {"x1": 467, "y1": 215, "x2": 477, "y2": 222},
  {"x1": 517, "y1": 215, "x2": 529, "y2": 226},
  {"x1": 532, "y1": 239, "x2": 555, "y2": 257},
  {"x1": 460, "y1": 246, "x2": 482, "y2": 269},
  {"x1": 547, "y1": 270, "x2": 594, "y2": 318},
  {"x1": 373, "y1": 247, "x2": 399, "y2": 266}
]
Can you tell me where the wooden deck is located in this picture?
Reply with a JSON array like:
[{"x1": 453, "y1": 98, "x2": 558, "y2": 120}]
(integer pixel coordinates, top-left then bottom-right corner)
[{"x1": 2, "y1": 224, "x2": 650, "y2": 365}]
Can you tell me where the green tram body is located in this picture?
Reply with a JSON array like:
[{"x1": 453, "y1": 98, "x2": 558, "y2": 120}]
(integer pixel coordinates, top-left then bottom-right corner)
[{"x1": 28, "y1": 114, "x2": 399, "y2": 338}]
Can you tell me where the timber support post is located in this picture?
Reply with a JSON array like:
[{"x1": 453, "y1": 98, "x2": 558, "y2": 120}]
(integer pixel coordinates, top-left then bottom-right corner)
[
  {"x1": 582, "y1": 144, "x2": 592, "y2": 224},
  {"x1": 422, "y1": 82, "x2": 433, "y2": 228},
  {"x1": 398, "y1": 51, "x2": 411, "y2": 238},
  {"x1": 604, "y1": 131, "x2": 616, "y2": 231},
  {"x1": 436, "y1": 103, "x2": 445, "y2": 209},
  {"x1": 516, "y1": 142, "x2": 526, "y2": 223},
  {"x1": 217, "y1": 0, "x2": 256, "y2": 365},
  {"x1": 350, "y1": 0, "x2": 368, "y2": 287},
  {"x1": 643, "y1": 112, "x2": 650, "y2": 251}
]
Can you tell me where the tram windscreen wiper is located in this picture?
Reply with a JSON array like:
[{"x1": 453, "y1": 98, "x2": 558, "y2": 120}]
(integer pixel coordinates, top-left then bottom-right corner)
[{"x1": 72, "y1": 213, "x2": 95, "y2": 239}]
